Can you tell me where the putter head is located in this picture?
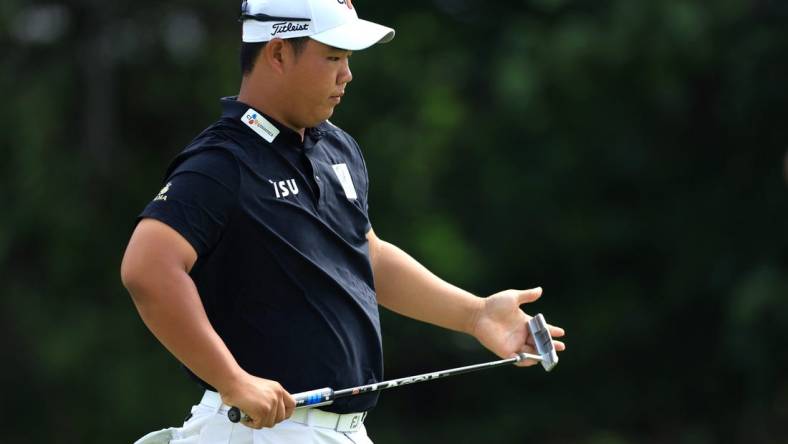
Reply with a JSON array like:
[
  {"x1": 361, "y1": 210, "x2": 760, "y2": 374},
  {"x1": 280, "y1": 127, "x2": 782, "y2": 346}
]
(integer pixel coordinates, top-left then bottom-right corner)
[{"x1": 528, "y1": 313, "x2": 559, "y2": 371}]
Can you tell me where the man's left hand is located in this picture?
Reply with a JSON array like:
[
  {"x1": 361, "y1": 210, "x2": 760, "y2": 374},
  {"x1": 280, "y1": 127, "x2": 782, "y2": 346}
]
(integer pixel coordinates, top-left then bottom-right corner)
[{"x1": 470, "y1": 287, "x2": 566, "y2": 367}]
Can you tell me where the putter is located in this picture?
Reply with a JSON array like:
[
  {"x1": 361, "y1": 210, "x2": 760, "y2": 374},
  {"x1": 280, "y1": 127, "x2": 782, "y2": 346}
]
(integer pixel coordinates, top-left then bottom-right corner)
[{"x1": 228, "y1": 313, "x2": 559, "y2": 423}]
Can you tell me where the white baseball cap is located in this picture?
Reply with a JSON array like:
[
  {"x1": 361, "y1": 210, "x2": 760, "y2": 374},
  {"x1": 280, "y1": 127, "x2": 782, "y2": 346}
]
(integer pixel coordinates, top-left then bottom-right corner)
[{"x1": 240, "y1": 0, "x2": 395, "y2": 51}]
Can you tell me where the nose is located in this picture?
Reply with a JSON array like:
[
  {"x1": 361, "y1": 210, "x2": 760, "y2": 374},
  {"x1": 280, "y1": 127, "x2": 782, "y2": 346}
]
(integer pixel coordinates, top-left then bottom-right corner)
[{"x1": 338, "y1": 58, "x2": 352, "y2": 85}]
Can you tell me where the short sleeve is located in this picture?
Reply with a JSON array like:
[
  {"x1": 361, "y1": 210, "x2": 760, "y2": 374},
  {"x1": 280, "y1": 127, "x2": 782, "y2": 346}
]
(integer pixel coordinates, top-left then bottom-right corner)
[{"x1": 138, "y1": 148, "x2": 240, "y2": 256}]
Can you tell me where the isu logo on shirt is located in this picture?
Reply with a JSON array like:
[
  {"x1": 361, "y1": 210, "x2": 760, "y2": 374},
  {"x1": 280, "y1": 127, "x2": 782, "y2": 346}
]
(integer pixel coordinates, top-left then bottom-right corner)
[{"x1": 269, "y1": 179, "x2": 299, "y2": 199}]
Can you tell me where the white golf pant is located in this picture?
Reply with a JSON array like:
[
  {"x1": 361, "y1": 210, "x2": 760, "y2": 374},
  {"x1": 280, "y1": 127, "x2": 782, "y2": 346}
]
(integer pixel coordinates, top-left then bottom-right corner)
[{"x1": 133, "y1": 391, "x2": 373, "y2": 444}]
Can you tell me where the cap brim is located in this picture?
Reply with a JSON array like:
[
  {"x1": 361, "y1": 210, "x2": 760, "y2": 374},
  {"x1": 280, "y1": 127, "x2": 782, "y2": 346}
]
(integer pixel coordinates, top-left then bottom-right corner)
[{"x1": 310, "y1": 19, "x2": 394, "y2": 51}]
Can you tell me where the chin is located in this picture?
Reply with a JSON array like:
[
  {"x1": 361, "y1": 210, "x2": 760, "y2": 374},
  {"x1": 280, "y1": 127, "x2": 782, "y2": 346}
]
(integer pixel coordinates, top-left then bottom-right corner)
[{"x1": 313, "y1": 108, "x2": 335, "y2": 125}]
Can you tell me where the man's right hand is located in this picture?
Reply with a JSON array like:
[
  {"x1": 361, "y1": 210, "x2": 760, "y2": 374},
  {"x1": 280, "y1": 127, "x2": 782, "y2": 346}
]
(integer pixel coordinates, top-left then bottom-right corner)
[{"x1": 220, "y1": 373, "x2": 296, "y2": 429}]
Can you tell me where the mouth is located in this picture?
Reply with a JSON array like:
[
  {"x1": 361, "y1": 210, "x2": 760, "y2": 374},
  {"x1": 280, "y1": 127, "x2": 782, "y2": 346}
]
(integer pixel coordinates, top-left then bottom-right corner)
[{"x1": 329, "y1": 92, "x2": 345, "y2": 104}]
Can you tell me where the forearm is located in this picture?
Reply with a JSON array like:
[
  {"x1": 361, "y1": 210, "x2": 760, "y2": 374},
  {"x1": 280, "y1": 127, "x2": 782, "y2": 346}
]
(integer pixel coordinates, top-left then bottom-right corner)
[
  {"x1": 124, "y1": 268, "x2": 244, "y2": 393},
  {"x1": 372, "y1": 239, "x2": 483, "y2": 334}
]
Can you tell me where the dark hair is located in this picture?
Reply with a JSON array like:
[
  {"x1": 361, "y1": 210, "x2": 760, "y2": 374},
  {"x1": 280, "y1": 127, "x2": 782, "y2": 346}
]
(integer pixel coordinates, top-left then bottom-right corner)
[{"x1": 239, "y1": 37, "x2": 310, "y2": 75}]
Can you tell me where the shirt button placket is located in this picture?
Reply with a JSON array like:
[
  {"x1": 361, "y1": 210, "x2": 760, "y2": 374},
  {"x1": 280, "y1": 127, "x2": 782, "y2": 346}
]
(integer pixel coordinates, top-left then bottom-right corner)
[{"x1": 313, "y1": 174, "x2": 323, "y2": 208}]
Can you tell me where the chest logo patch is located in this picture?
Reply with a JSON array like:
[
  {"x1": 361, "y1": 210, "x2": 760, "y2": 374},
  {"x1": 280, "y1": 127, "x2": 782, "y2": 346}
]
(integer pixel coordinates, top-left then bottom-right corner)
[
  {"x1": 269, "y1": 179, "x2": 299, "y2": 199},
  {"x1": 331, "y1": 163, "x2": 357, "y2": 200}
]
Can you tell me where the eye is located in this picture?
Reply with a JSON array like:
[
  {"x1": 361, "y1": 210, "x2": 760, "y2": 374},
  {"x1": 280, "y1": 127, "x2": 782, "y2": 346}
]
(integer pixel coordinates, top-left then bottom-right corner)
[{"x1": 328, "y1": 56, "x2": 341, "y2": 61}]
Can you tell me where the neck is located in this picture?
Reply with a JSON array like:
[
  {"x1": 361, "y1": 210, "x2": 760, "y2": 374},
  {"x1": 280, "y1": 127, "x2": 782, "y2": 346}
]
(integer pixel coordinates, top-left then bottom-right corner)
[{"x1": 238, "y1": 76, "x2": 306, "y2": 141}]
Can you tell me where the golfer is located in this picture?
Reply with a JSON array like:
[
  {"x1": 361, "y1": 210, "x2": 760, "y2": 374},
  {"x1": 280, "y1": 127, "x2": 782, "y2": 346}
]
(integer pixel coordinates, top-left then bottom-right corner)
[{"x1": 121, "y1": 0, "x2": 565, "y2": 442}]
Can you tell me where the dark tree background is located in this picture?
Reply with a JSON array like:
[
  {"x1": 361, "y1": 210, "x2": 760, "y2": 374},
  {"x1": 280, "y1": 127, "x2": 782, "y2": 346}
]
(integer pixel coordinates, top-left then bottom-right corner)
[{"x1": 2, "y1": 0, "x2": 787, "y2": 442}]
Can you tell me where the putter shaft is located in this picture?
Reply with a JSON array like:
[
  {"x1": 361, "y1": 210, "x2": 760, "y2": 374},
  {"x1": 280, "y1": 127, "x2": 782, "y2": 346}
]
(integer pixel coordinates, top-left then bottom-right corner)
[
  {"x1": 228, "y1": 352, "x2": 544, "y2": 422},
  {"x1": 228, "y1": 313, "x2": 558, "y2": 423}
]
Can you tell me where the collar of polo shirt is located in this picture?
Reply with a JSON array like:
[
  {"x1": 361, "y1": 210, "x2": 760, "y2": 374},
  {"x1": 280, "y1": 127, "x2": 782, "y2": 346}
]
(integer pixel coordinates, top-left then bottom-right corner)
[{"x1": 222, "y1": 96, "x2": 325, "y2": 150}]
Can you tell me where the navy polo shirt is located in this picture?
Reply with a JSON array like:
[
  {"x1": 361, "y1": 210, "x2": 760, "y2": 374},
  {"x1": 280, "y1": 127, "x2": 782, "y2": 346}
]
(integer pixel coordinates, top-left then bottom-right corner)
[{"x1": 138, "y1": 96, "x2": 382, "y2": 413}]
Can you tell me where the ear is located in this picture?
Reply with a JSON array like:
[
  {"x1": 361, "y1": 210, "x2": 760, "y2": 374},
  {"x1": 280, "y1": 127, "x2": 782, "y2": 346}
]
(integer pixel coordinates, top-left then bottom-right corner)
[{"x1": 263, "y1": 38, "x2": 288, "y2": 75}]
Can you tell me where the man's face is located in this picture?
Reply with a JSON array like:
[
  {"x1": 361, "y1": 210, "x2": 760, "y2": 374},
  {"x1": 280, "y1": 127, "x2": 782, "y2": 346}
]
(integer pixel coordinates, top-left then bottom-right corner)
[{"x1": 281, "y1": 39, "x2": 353, "y2": 128}]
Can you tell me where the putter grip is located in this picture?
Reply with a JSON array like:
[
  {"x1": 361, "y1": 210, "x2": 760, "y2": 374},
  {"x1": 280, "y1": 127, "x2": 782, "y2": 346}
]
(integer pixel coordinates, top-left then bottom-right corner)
[{"x1": 227, "y1": 387, "x2": 335, "y2": 423}]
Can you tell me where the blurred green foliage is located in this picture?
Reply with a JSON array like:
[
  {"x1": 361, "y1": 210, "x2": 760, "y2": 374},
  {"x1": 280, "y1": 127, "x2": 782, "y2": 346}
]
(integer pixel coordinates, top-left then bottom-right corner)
[{"x1": 1, "y1": 0, "x2": 786, "y2": 442}]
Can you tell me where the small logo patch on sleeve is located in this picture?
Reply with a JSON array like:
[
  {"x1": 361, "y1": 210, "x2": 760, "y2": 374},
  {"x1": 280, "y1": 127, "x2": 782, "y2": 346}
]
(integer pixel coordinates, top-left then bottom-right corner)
[
  {"x1": 331, "y1": 163, "x2": 357, "y2": 200},
  {"x1": 154, "y1": 182, "x2": 172, "y2": 201}
]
